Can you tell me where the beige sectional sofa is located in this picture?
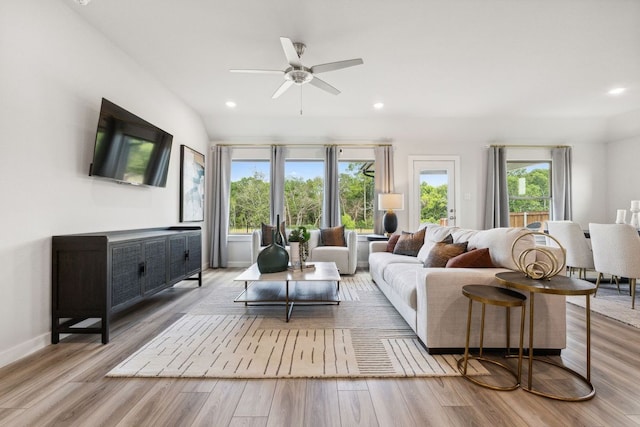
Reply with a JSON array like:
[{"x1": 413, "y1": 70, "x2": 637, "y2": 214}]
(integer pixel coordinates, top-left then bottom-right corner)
[{"x1": 369, "y1": 224, "x2": 567, "y2": 354}]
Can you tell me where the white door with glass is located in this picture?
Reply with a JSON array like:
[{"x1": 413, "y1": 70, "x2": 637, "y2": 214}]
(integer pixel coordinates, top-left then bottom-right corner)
[{"x1": 409, "y1": 156, "x2": 459, "y2": 229}]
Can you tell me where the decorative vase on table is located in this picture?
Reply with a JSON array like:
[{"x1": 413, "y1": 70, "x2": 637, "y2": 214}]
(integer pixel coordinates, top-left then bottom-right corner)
[{"x1": 257, "y1": 227, "x2": 289, "y2": 273}]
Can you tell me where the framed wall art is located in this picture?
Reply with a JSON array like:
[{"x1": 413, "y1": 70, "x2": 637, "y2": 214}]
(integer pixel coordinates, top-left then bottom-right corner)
[{"x1": 180, "y1": 145, "x2": 205, "y2": 222}]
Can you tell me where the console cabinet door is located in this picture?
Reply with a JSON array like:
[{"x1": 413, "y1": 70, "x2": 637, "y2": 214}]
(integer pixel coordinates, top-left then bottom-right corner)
[
  {"x1": 143, "y1": 238, "x2": 168, "y2": 295},
  {"x1": 185, "y1": 232, "x2": 202, "y2": 276},
  {"x1": 110, "y1": 242, "x2": 143, "y2": 309},
  {"x1": 169, "y1": 235, "x2": 187, "y2": 283}
]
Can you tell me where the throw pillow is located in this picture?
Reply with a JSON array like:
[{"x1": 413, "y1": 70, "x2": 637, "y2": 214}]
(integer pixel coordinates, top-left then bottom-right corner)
[
  {"x1": 320, "y1": 225, "x2": 346, "y2": 246},
  {"x1": 423, "y1": 241, "x2": 468, "y2": 268},
  {"x1": 416, "y1": 225, "x2": 459, "y2": 263},
  {"x1": 445, "y1": 248, "x2": 496, "y2": 268},
  {"x1": 386, "y1": 234, "x2": 400, "y2": 252},
  {"x1": 392, "y1": 228, "x2": 426, "y2": 257},
  {"x1": 261, "y1": 222, "x2": 287, "y2": 246}
]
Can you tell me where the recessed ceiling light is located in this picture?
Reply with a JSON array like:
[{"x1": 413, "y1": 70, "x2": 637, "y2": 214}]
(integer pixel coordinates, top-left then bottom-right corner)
[
  {"x1": 225, "y1": 101, "x2": 237, "y2": 108},
  {"x1": 608, "y1": 87, "x2": 627, "y2": 96},
  {"x1": 373, "y1": 102, "x2": 384, "y2": 110},
  {"x1": 74, "y1": 0, "x2": 91, "y2": 5}
]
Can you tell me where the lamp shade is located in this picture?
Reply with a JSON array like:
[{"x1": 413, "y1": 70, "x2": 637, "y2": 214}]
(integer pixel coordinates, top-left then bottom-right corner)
[{"x1": 378, "y1": 193, "x2": 404, "y2": 211}]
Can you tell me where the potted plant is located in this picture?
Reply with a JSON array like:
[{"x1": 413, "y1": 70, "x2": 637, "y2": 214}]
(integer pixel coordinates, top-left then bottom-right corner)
[{"x1": 288, "y1": 226, "x2": 310, "y2": 269}]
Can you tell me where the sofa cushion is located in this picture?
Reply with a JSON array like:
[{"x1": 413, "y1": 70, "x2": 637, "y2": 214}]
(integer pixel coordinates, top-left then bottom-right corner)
[
  {"x1": 382, "y1": 263, "x2": 421, "y2": 310},
  {"x1": 445, "y1": 248, "x2": 495, "y2": 268},
  {"x1": 466, "y1": 227, "x2": 535, "y2": 270},
  {"x1": 417, "y1": 225, "x2": 459, "y2": 262},
  {"x1": 261, "y1": 222, "x2": 287, "y2": 246},
  {"x1": 393, "y1": 228, "x2": 426, "y2": 257},
  {"x1": 386, "y1": 234, "x2": 400, "y2": 252},
  {"x1": 369, "y1": 251, "x2": 423, "y2": 283},
  {"x1": 423, "y1": 241, "x2": 468, "y2": 268},
  {"x1": 320, "y1": 225, "x2": 346, "y2": 246}
]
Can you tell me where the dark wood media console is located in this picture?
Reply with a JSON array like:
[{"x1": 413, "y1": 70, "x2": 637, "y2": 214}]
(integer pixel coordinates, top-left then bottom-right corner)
[{"x1": 52, "y1": 226, "x2": 202, "y2": 344}]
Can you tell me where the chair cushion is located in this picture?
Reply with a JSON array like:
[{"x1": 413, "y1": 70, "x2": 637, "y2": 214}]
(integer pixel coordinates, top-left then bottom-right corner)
[
  {"x1": 320, "y1": 225, "x2": 346, "y2": 246},
  {"x1": 445, "y1": 248, "x2": 495, "y2": 268},
  {"x1": 261, "y1": 222, "x2": 287, "y2": 246},
  {"x1": 393, "y1": 228, "x2": 426, "y2": 257},
  {"x1": 423, "y1": 241, "x2": 468, "y2": 268}
]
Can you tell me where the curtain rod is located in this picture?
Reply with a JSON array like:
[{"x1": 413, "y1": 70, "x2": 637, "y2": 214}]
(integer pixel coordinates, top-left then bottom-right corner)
[
  {"x1": 487, "y1": 144, "x2": 572, "y2": 149},
  {"x1": 212, "y1": 142, "x2": 392, "y2": 149}
]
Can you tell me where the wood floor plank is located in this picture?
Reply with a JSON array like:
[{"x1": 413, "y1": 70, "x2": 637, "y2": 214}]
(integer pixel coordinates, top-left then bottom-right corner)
[
  {"x1": 190, "y1": 379, "x2": 247, "y2": 427},
  {"x1": 228, "y1": 416, "x2": 268, "y2": 427},
  {"x1": 266, "y1": 379, "x2": 306, "y2": 427},
  {"x1": 366, "y1": 379, "x2": 417, "y2": 427},
  {"x1": 303, "y1": 380, "x2": 341, "y2": 427},
  {"x1": 234, "y1": 380, "x2": 277, "y2": 417},
  {"x1": 395, "y1": 378, "x2": 462, "y2": 426},
  {"x1": 337, "y1": 390, "x2": 379, "y2": 427},
  {"x1": 336, "y1": 379, "x2": 368, "y2": 391}
]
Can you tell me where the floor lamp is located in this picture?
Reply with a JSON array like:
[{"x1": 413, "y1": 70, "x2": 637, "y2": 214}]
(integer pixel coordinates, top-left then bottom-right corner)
[{"x1": 378, "y1": 193, "x2": 404, "y2": 236}]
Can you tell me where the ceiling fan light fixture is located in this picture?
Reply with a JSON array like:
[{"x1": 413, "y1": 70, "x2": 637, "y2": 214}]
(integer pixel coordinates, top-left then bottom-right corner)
[{"x1": 285, "y1": 68, "x2": 313, "y2": 85}]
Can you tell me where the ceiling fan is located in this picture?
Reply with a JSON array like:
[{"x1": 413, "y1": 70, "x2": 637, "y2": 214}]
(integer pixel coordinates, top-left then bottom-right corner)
[{"x1": 230, "y1": 37, "x2": 364, "y2": 99}]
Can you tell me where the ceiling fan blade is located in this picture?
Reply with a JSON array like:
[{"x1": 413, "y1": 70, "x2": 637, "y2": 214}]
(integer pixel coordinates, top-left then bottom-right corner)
[
  {"x1": 272, "y1": 80, "x2": 294, "y2": 99},
  {"x1": 230, "y1": 69, "x2": 284, "y2": 74},
  {"x1": 280, "y1": 37, "x2": 302, "y2": 68},
  {"x1": 310, "y1": 58, "x2": 363, "y2": 74},
  {"x1": 309, "y1": 77, "x2": 340, "y2": 95}
]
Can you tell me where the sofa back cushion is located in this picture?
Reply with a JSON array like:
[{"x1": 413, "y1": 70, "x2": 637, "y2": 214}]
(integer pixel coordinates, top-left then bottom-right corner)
[
  {"x1": 465, "y1": 227, "x2": 535, "y2": 270},
  {"x1": 416, "y1": 225, "x2": 459, "y2": 262},
  {"x1": 393, "y1": 228, "x2": 426, "y2": 257}
]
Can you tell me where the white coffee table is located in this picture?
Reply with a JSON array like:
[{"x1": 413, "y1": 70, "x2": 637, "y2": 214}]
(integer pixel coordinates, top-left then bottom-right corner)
[{"x1": 233, "y1": 262, "x2": 341, "y2": 321}]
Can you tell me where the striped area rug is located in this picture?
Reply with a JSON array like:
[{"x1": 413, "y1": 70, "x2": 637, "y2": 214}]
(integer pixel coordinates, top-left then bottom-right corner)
[{"x1": 107, "y1": 271, "x2": 488, "y2": 379}]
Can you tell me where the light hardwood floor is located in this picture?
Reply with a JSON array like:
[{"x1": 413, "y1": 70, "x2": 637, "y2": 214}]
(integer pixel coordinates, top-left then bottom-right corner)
[{"x1": 1, "y1": 268, "x2": 640, "y2": 427}]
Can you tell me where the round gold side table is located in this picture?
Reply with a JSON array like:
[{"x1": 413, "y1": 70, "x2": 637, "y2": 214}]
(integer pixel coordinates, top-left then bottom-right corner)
[
  {"x1": 495, "y1": 271, "x2": 597, "y2": 401},
  {"x1": 457, "y1": 284, "x2": 527, "y2": 391}
]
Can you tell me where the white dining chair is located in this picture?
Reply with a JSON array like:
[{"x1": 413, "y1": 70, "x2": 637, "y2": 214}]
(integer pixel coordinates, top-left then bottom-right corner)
[
  {"x1": 547, "y1": 221, "x2": 594, "y2": 279},
  {"x1": 588, "y1": 223, "x2": 640, "y2": 309}
]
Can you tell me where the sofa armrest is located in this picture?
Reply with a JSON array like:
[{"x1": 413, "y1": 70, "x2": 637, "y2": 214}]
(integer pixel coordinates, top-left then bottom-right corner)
[
  {"x1": 369, "y1": 241, "x2": 388, "y2": 253},
  {"x1": 346, "y1": 230, "x2": 358, "y2": 274},
  {"x1": 251, "y1": 230, "x2": 261, "y2": 264}
]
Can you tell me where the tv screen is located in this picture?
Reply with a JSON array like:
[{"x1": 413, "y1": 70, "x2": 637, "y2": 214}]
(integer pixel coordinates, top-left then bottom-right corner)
[{"x1": 89, "y1": 98, "x2": 173, "y2": 187}]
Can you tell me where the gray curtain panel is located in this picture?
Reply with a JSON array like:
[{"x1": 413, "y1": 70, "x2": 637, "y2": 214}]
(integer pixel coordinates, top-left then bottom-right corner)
[
  {"x1": 551, "y1": 146, "x2": 572, "y2": 221},
  {"x1": 270, "y1": 145, "x2": 286, "y2": 225},
  {"x1": 374, "y1": 145, "x2": 394, "y2": 235},
  {"x1": 484, "y1": 146, "x2": 509, "y2": 229},
  {"x1": 209, "y1": 145, "x2": 232, "y2": 268},
  {"x1": 322, "y1": 145, "x2": 341, "y2": 228}
]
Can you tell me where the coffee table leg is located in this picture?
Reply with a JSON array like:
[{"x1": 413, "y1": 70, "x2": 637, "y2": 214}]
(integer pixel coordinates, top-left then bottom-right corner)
[
  {"x1": 286, "y1": 280, "x2": 290, "y2": 322},
  {"x1": 244, "y1": 281, "x2": 248, "y2": 306}
]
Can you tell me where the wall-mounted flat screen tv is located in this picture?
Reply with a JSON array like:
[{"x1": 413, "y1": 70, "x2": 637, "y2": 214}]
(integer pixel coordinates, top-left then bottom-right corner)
[{"x1": 89, "y1": 98, "x2": 173, "y2": 187}]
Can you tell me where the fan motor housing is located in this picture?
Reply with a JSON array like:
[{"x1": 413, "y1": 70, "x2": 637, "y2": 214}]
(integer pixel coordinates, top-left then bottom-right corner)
[{"x1": 284, "y1": 66, "x2": 313, "y2": 85}]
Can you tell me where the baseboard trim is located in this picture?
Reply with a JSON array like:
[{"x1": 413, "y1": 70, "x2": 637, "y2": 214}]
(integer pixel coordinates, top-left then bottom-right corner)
[{"x1": 0, "y1": 332, "x2": 50, "y2": 369}]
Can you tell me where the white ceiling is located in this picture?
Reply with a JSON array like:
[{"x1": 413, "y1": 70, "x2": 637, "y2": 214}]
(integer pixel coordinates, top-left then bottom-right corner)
[{"x1": 65, "y1": 0, "x2": 640, "y2": 142}]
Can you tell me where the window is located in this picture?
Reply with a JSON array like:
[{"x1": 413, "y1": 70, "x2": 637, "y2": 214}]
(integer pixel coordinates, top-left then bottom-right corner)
[
  {"x1": 229, "y1": 160, "x2": 270, "y2": 234},
  {"x1": 420, "y1": 170, "x2": 448, "y2": 225},
  {"x1": 339, "y1": 161, "x2": 374, "y2": 233},
  {"x1": 507, "y1": 161, "x2": 551, "y2": 227},
  {"x1": 284, "y1": 160, "x2": 323, "y2": 228}
]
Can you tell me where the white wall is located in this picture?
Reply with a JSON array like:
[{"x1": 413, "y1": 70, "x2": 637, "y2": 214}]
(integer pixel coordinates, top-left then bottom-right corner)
[
  {"x1": 605, "y1": 109, "x2": 640, "y2": 218},
  {"x1": 0, "y1": 1, "x2": 209, "y2": 367}
]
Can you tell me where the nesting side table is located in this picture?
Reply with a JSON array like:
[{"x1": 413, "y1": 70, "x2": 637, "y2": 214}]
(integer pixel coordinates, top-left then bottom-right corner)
[{"x1": 495, "y1": 271, "x2": 597, "y2": 401}]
